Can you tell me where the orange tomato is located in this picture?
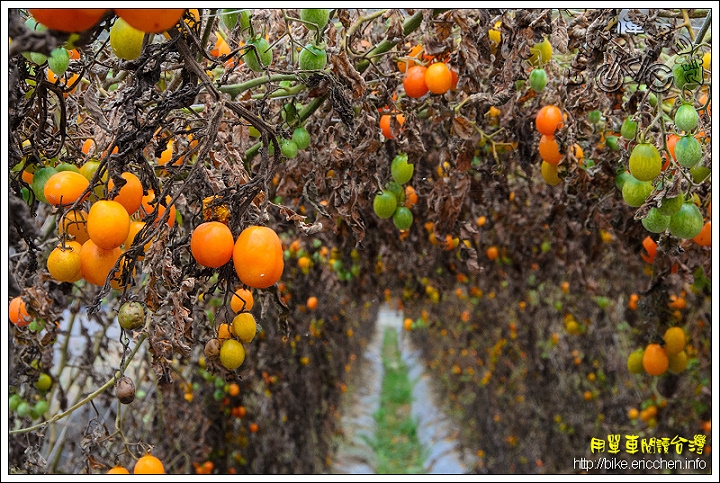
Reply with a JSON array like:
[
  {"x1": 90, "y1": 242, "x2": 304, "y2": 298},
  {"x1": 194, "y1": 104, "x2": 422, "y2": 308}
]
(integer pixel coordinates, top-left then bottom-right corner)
[
  {"x1": 191, "y1": 221, "x2": 235, "y2": 268},
  {"x1": 642, "y1": 343, "x2": 669, "y2": 376},
  {"x1": 233, "y1": 226, "x2": 284, "y2": 289},
  {"x1": 114, "y1": 8, "x2": 186, "y2": 33},
  {"x1": 380, "y1": 113, "x2": 406, "y2": 140},
  {"x1": 538, "y1": 135, "x2": 563, "y2": 165},
  {"x1": 9, "y1": 296, "x2": 32, "y2": 327},
  {"x1": 29, "y1": 8, "x2": 108, "y2": 33},
  {"x1": 403, "y1": 65, "x2": 428, "y2": 98},
  {"x1": 535, "y1": 105, "x2": 563, "y2": 136},
  {"x1": 107, "y1": 172, "x2": 143, "y2": 215}
]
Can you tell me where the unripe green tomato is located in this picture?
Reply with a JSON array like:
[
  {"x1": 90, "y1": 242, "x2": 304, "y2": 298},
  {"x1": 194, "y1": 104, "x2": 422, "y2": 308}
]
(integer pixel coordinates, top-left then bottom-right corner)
[
  {"x1": 118, "y1": 301, "x2": 145, "y2": 331},
  {"x1": 280, "y1": 139, "x2": 299, "y2": 159},
  {"x1": 31, "y1": 400, "x2": 49, "y2": 420},
  {"x1": 673, "y1": 60, "x2": 703, "y2": 91},
  {"x1": 300, "y1": 9, "x2": 330, "y2": 31},
  {"x1": 605, "y1": 135, "x2": 620, "y2": 151},
  {"x1": 393, "y1": 206, "x2": 413, "y2": 230},
  {"x1": 390, "y1": 152, "x2": 414, "y2": 184},
  {"x1": 674, "y1": 103, "x2": 699, "y2": 133},
  {"x1": 292, "y1": 127, "x2": 311, "y2": 150},
  {"x1": 669, "y1": 202, "x2": 703, "y2": 239},
  {"x1": 16, "y1": 401, "x2": 31, "y2": 418},
  {"x1": 641, "y1": 207, "x2": 671, "y2": 234},
  {"x1": 621, "y1": 117, "x2": 637, "y2": 140},
  {"x1": 674, "y1": 135, "x2": 702, "y2": 168},
  {"x1": 588, "y1": 110, "x2": 602, "y2": 124},
  {"x1": 373, "y1": 192, "x2": 397, "y2": 219},
  {"x1": 239, "y1": 10, "x2": 251, "y2": 31},
  {"x1": 528, "y1": 68, "x2": 547, "y2": 92},
  {"x1": 220, "y1": 8, "x2": 238, "y2": 30},
  {"x1": 35, "y1": 372, "x2": 52, "y2": 391},
  {"x1": 244, "y1": 37, "x2": 273, "y2": 72},
  {"x1": 689, "y1": 165, "x2": 710, "y2": 183},
  {"x1": 299, "y1": 44, "x2": 327, "y2": 71},
  {"x1": 9, "y1": 394, "x2": 22, "y2": 412}
]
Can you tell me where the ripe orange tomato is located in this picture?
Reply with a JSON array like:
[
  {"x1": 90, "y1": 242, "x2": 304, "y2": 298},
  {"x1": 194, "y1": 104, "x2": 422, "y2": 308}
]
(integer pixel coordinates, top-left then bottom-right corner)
[
  {"x1": 140, "y1": 190, "x2": 176, "y2": 227},
  {"x1": 230, "y1": 287, "x2": 254, "y2": 313},
  {"x1": 538, "y1": 135, "x2": 562, "y2": 165},
  {"x1": 403, "y1": 65, "x2": 428, "y2": 99},
  {"x1": 642, "y1": 343, "x2": 669, "y2": 376},
  {"x1": 133, "y1": 454, "x2": 165, "y2": 474},
  {"x1": 79, "y1": 239, "x2": 123, "y2": 287},
  {"x1": 380, "y1": 113, "x2": 406, "y2": 140},
  {"x1": 397, "y1": 44, "x2": 423, "y2": 73},
  {"x1": 535, "y1": 105, "x2": 564, "y2": 136},
  {"x1": 87, "y1": 200, "x2": 131, "y2": 250},
  {"x1": 114, "y1": 8, "x2": 186, "y2": 33},
  {"x1": 233, "y1": 226, "x2": 284, "y2": 289},
  {"x1": 43, "y1": 171, "x2": 89, "y2": 206},
  {"x1": 425, "y1": 62, "x2": 453, "y2": 95},
  {"x1": 108, "y1": 172, "x2": 143, "y2": 215},
  {"x1": 29, "y1": 9, "x2": 108, "y2": 33},
  {"x1": 191, "y1": 221, "x2": 235, "y2": 268},
  {"x1": 9, "y1": 296, "x2": 32, "y2": 327}
]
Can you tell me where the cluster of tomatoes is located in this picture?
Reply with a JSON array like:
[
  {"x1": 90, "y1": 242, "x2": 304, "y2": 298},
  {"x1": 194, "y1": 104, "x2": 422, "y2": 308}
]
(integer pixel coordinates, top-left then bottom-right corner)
[{"x1": 372, "y1": 152, "x2": 417, "y2": 231}]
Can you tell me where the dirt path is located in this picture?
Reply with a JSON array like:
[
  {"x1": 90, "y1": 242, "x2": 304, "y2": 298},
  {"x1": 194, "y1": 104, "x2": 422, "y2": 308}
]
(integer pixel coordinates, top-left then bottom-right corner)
[{"x1": 330, "y1": 304, "x2": 471, "y2": 474}]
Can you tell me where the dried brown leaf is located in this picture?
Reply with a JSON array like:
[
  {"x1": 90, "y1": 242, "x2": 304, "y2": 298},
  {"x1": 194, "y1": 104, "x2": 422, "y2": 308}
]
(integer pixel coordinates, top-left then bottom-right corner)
[
  {"x1": 330, "y1": 50, "x2": 366, "y2": 99},
  {"x1": 451, "y1": 115, "x2": 477, "y2": 141}
]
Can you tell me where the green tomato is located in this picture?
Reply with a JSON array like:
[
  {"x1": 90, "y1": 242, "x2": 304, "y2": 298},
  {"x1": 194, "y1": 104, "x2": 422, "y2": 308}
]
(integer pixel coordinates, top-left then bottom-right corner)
[
  {"x1": 244, "y1": 37, "x2": 273, "y2": 72},
  {"x1": 528, "y1": 68, "x2": 547, "y2": 92},
  {"x1": 628, "y1": 142, "x2": 662, "y2": 182},
  {"x1": 220, "y1": 8, "x2": 238, "y2": 30},
  {"x1": 390, "y1": 152, "x2": 414, "y2": 184},
  {"x1": 605, "y1": 135, "x2": 620, "y2": 151},
  {"x1": 690, "y1": 165, "x2": 710, "y2": 183},
  {"x1": 292, "y1": 127, "x2": 311, "y2": 150},
  {"x1": 118, "y1": 301, "x2": 145, "y2": 331},
  {"x1": 588, "y1": 110, "x2": 602, "y2": 124},
  {"x1": 299, "y1": 43, "x2": 327, "y2": 71},
  {"x1": 621, "y1": 175, "x2": 653, "y2": 207},
  {"x1": 384, "y1": 181, "x2": 404, "y2": 204},
  {"x1": 373, "y1": 192, "x2": 397, "y2": 219},
  {"x1": 673, "y1": 59, "x2": 703, "y2": 91},
  {"x1": 31, "y1": 400, "x2": 49, "y2": 420},
  {"x1": 30, "y1": 166, "x2": 58, "y2": 204},
  {"x1": 674, "y1": 103, "x2": 699, "y2": 133},
  {"x1": 300, "y1": 9, "x2": 330, "y2": 31},
  {"x1": 35, "y1": 372, "x2": 52, "y2": 392},
  {"x1": 9, "y1": 394, "x2": 22, "y2": 412},
  {"x1": 621, "y1": 117, "x2": 637, "y2": 140},
  {"x1": 641, "y1": 207, "x2": 671, "y2": 234},
  {"x1": 239, "y1": 10, "x2": 251, "y2": 31},
  {"x1": 656, "y1": 192, "x2": 684, "y2": 216},
  {"x1": 669, "y1": 202, "x2": 704, "y2": 239},
  {"x1": 674, "y1": 135, "x2": 702, "y2": 168},
  {"x1": 614, "y1": 170, "x2": 631, "y2": 191},
  {"x1": 16, "y1": 401, "x2": 31, "y2": 418},
  {"x1": 392, "y1": 206, "x2": 413, "y2": 230},
  {"x1": 55, "y1": 162, "x2": 81, "y2": 173},
  {"x1": 280, "y1": 139, "x2": 299, "y2": 159}
]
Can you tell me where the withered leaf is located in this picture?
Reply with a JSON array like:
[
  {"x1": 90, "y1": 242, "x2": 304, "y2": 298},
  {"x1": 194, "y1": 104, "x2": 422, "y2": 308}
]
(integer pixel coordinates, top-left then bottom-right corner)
[
  {"x1": 455, "y1": 140, "x2": 475, "y2": 172},
  {"x1": 451, "y1": 115, "x2": 477, "y2": 141},
  {"x1": 330, "y1": 50, "x2": 366, "y2": 99}
]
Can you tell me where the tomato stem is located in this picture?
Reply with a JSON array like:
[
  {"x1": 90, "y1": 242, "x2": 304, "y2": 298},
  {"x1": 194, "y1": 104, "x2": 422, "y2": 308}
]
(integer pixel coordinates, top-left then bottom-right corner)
[{"x1": 218, "y1": 74, "x2": 298, "y2": 99}]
